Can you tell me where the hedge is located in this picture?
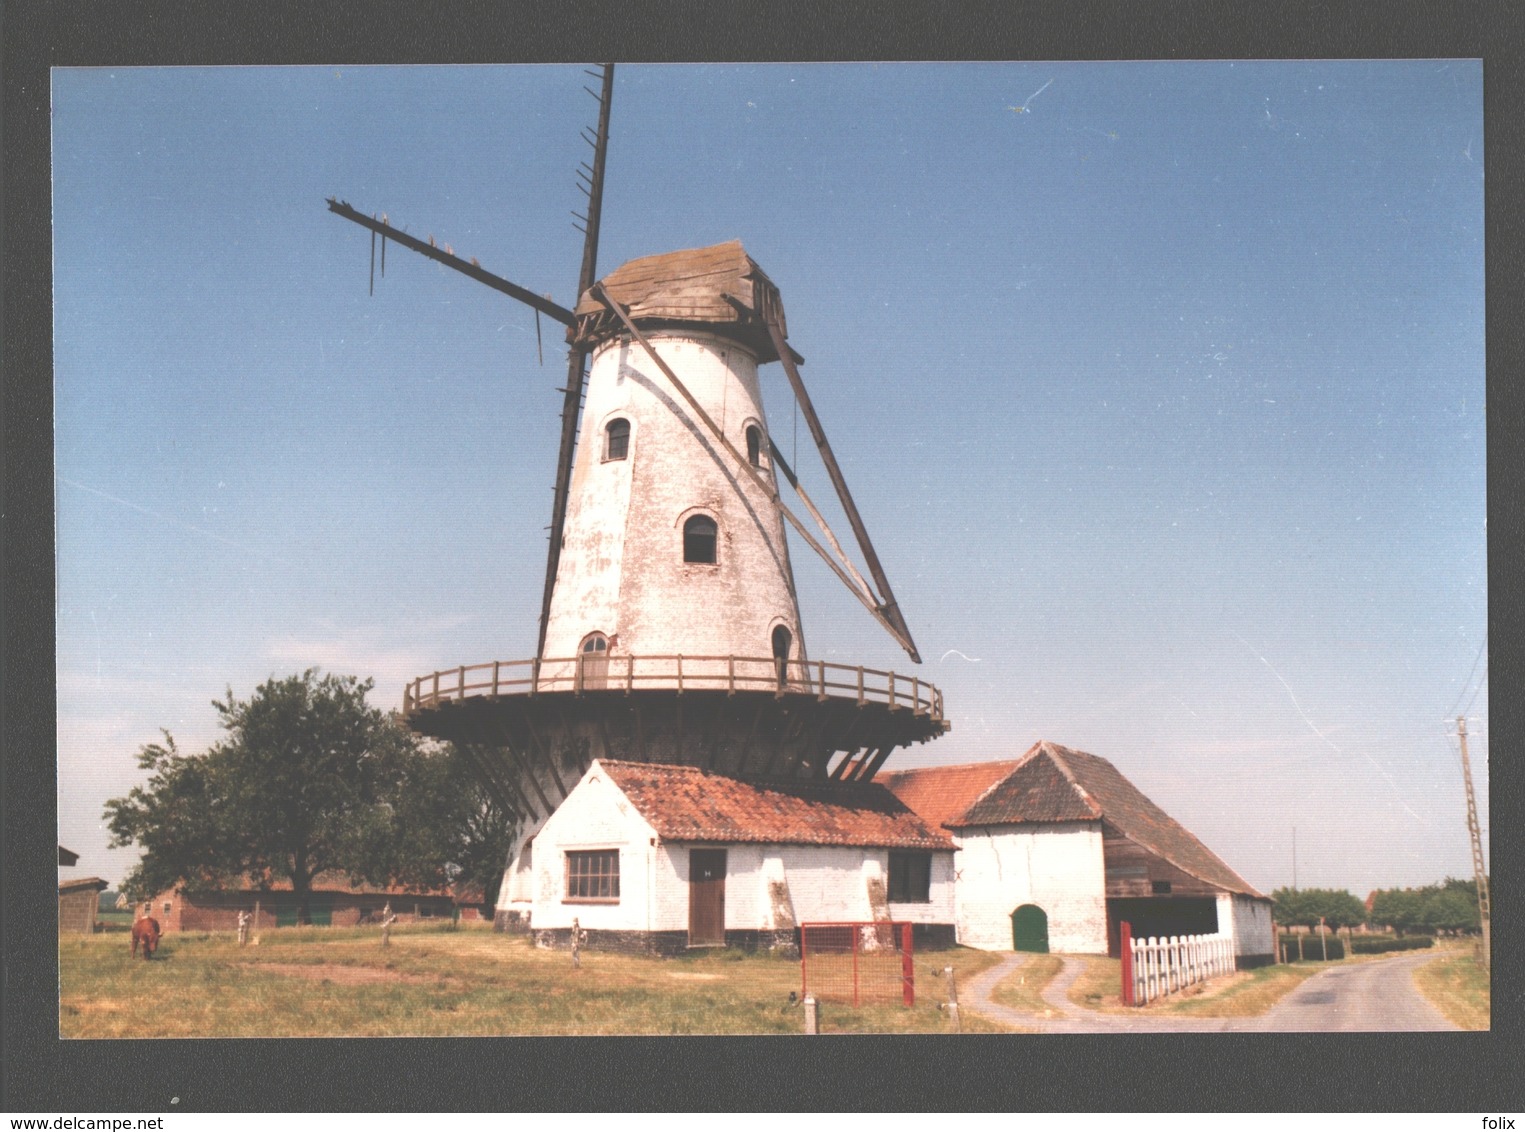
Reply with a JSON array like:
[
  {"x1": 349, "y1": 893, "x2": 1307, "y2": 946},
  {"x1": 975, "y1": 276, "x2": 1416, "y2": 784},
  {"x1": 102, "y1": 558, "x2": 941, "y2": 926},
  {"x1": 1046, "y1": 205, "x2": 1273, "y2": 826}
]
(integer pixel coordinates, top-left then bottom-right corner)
[
  {"x1": 1350, "y1": 935, "x2": 1435, "y2": 955},
  {"x1": 1277, "y1": 934, "x2": 1345, "y2": 961}
]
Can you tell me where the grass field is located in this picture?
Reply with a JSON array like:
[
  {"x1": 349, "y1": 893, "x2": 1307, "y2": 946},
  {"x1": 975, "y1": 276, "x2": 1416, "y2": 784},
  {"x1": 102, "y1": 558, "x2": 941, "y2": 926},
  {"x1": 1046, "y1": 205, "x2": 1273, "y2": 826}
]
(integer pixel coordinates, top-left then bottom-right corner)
[
  {"x1": 59, "y1": 922, "x2": 1009, "y2": 1037},
  {"x1": 1413, "y1": 948, "x2": 1490, "y2": 1030}
]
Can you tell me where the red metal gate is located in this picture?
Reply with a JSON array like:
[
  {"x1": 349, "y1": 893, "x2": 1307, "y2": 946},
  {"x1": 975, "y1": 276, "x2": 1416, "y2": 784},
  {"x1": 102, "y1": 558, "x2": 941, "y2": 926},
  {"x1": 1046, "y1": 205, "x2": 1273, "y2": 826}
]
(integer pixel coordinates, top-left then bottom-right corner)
[{"x1": 800, "y1": 922, "x2": 914, "y2": 1006}]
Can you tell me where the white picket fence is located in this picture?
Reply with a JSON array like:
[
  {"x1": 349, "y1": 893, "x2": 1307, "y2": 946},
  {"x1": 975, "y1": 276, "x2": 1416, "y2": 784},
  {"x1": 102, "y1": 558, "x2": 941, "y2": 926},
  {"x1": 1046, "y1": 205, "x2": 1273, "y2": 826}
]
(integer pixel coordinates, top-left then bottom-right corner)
[{"x1": 1127, "y1": 931, "x2": 1235, "y2": 1005}]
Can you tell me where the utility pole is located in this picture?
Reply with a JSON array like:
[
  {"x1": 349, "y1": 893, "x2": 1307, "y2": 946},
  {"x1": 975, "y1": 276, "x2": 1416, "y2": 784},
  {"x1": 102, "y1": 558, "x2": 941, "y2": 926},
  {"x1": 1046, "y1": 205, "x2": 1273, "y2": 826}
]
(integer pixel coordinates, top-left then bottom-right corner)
[
  {"x1": 1457, "y1": 717, "x2": 1490, "y2": 970},
  {"x1": 1292, "y1": 825, "x2": 1297, "y2": 891}
]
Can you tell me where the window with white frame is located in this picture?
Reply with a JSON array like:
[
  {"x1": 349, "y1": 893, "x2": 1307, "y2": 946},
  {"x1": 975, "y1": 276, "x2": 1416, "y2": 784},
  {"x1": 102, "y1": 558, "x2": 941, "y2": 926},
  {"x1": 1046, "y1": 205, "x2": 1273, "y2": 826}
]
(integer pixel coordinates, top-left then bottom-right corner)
[{"x1": 565, "y1": 849, "x2": 620, "y2": 902}]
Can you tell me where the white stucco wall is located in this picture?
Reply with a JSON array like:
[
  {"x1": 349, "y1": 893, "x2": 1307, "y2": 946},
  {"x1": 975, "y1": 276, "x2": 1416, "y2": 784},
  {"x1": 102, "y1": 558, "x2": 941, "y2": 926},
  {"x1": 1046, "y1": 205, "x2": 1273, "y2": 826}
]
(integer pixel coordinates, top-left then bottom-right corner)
[
  {"x1": 530, "y1": 765, "x2": 659, "y2": 934},
  {"x1": 1217, "y1": 892, "x2": 1275, "y2": 961},
  {"x1": 528, "y1": 765, "x2": 955, "y2": 938},
  {"x1": 540, "y1": 330, "x2": 805, "y2": 683},
  {"x1": 643, "y1": 842, "x2": 954, "y2": 933},
  {"x1": 952, "y1": 822, "x2": 1109, "y2": 954}
]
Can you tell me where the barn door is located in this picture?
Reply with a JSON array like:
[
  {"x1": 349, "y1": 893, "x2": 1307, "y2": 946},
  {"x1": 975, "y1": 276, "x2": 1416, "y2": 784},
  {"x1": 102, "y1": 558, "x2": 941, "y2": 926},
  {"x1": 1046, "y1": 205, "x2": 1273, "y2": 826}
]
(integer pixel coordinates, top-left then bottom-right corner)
[
  {"x1": 1013, "y1": 903, "x2": 1049, "y2": 953},
  {"x1": 688, "y1": 849, "x2": 727, "y2": 946}
]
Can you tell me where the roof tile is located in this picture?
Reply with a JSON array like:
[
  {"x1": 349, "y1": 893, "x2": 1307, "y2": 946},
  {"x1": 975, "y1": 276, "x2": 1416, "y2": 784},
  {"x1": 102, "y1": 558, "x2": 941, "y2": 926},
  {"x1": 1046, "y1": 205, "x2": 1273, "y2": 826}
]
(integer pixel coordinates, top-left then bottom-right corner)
[
  {"x1": 596, "y1": 761, "x2": 954, "y2": 850},
  {"x1": 887, "y1": 742, "x2": 1263, "y2": 898}
]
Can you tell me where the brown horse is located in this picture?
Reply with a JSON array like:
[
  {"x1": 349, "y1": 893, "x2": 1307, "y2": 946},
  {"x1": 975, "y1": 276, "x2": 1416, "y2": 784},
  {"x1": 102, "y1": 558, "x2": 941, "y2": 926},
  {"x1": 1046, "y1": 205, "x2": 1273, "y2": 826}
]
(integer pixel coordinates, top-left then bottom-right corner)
[{"x1": 130, "y1": 915, "x2": 161, "y2": 959}]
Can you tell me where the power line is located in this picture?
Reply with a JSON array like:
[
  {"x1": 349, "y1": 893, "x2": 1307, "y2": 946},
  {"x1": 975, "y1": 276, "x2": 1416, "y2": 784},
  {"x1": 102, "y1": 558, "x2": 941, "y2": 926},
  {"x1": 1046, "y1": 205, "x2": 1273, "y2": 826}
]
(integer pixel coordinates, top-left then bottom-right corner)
[{"x1": 1445, "y1": 631, "x2": 1487, "y2": 720}]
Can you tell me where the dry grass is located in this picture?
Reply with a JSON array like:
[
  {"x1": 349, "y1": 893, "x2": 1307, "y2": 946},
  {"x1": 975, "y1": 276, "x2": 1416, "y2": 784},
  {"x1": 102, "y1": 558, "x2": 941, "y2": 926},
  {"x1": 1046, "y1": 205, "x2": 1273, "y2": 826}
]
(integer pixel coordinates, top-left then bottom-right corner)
[
  {"x1": 1062, "y1": 955, "x2": 1319, "y2": 1016},
  {"x1": 58, "y1": 923, "x2": 1008, "y2": 1037},
  {"x1": 989, "y1": 954, "x2": 1064, "y2": 1015},
  {"x1": 1412, "y1": 948, "x2": 1490, "y2": 1030}
]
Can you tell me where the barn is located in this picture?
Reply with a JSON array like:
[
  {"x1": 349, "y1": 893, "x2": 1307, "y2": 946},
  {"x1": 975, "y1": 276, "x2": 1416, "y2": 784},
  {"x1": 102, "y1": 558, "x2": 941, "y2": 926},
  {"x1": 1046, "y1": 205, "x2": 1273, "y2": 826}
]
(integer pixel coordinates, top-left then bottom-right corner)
[
  {"x1": 881, "y1": 740, "x2": 1275, "y2": 967},
  {"x1": 511, "y1": 759, "x2": 957, "y2": 955}
]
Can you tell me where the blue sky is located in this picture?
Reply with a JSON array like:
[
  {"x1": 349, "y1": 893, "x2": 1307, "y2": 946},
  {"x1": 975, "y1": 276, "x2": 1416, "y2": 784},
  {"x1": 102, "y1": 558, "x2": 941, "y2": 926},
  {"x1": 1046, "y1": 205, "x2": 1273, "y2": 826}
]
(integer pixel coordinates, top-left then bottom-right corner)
[{"x1": 53, "y1": 61, "x2": 1486, "y2": 896}]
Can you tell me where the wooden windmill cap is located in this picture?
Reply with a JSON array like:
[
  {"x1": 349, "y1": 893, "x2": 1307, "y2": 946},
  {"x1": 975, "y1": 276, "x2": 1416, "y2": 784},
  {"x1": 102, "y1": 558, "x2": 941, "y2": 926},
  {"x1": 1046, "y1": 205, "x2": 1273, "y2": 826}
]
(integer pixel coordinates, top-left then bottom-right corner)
[{"x1": 568, "y1": 240, "x2": 789, "y2": 362}]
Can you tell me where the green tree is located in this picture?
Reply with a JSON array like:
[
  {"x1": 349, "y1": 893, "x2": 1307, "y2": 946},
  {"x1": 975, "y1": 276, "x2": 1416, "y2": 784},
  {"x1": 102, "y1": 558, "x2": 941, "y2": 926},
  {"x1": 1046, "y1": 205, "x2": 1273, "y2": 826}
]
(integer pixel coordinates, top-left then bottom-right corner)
[
  {"x1": 107, "y1": 671, "x2": 418, "y2": 923},
  {"x1": 1272, "y1": 887, "x2": 1366, "y2": 930},
  {"x1": 383, "y1": 743, "x2": 518, "y2": 910},
  {"x1": 1369, "y1": 887, "x2": 1421, "y2": 935},
  {"x1": 106, "y1": 670, "x2": 519, "y2": 923}
]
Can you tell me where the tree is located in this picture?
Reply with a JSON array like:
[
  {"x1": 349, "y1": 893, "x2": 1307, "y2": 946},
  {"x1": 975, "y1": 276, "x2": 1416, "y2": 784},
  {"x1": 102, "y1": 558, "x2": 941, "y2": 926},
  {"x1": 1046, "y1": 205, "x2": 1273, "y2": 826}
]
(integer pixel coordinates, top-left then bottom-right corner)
[
  {"x1": 1271, "y1": 887, "x2": 1367, "y2": 931},
  {"x1": 106, "y1": 669, "x2": 520, "y2": 923},
  {"x1": 383, "y1": 742, "x2": 518, "y2": 910},
  {"x1": 1369, "y1": 887, "x2": 1421, "y2": 935},
  {"x1": 107, "y1": 670, "x2": 418, "y2": 924}
]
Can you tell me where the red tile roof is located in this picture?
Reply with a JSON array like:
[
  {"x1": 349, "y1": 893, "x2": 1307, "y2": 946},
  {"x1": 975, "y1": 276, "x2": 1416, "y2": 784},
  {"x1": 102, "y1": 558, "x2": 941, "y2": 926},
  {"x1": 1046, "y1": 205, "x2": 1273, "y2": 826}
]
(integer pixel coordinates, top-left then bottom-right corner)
[
  {"x1": 884, "y1": 741, "x2": 1264, "y2": 899},
  {"x1": 596, "y1": 761, "x2": 954, "y2": 850},
  {"x1": 877, "y1": 760, "x2": 1024, "y2": 829}
]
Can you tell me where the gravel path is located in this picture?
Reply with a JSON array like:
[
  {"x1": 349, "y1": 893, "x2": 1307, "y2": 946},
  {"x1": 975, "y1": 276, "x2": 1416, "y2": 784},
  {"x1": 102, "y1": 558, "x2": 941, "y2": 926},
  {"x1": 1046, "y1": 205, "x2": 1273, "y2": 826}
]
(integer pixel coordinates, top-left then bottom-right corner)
[{"x1": 961, "y1": 951, "x2": 1458, "y2": 1033}]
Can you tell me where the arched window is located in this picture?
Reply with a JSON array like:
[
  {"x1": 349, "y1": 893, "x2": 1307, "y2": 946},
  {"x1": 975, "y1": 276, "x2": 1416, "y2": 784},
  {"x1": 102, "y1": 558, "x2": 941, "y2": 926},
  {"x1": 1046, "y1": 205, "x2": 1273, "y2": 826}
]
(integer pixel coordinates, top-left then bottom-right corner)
[
  {"x1": 604, "y1": 418, "x2": 630, "y2": 461},
  {"x1": 746, "y1": 424, "x2": 763, "y2": 467},
  {"x1": 771, "y1": 625, "x2": 793, "y2": 686},
  {"x1": 683, "y1": 515, "x2": 718, "y2": 564},
  {"x1": 579, "y1": 633, "x2": 609, "y2": 690}
]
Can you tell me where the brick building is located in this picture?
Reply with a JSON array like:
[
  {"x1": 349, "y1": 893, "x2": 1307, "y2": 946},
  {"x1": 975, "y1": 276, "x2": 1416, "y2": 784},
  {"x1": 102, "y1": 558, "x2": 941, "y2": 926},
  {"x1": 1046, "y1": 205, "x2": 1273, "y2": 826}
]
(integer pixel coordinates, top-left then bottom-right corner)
[{"x1": 147, "y1": 873, "x2": 456, "y2": 933}]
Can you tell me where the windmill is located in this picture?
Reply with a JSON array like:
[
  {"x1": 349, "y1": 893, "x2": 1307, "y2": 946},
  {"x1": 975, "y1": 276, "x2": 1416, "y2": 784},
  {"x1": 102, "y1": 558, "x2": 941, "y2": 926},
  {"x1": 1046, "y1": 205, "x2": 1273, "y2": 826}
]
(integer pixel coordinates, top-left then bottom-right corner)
[{"x1": 326, "y1": 65, "x2": 949, "y2": 883}]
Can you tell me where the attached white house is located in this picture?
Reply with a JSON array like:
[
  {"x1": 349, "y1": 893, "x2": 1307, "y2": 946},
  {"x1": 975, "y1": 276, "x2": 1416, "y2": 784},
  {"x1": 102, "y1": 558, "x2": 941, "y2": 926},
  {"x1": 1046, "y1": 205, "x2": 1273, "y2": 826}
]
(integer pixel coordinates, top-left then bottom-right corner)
[
  {"x1": 509, "y1": 759, "x2": 958, "y2": 954},
  {"x1": 881, "y1": 741, "x2": 1275, "y2": 967}
]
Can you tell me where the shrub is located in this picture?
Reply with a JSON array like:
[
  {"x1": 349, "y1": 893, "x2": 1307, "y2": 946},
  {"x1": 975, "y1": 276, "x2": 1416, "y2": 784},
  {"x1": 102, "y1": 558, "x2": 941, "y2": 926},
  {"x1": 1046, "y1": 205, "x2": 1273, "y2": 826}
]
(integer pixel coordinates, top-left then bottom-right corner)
[
  {"x1": 1277, "y1": 934, "x2": 1345, "y2": 961},
  {"x1": 1350, "y1": 935, "x2": 1434, "y2": 955}
]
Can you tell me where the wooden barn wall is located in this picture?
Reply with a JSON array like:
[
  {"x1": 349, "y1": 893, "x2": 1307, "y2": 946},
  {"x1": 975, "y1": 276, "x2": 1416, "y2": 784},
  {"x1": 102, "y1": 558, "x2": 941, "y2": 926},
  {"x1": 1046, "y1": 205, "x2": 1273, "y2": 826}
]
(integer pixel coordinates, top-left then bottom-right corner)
[{"x1": 1101, "y1": 821, "x2": 1222, "y2": 899}]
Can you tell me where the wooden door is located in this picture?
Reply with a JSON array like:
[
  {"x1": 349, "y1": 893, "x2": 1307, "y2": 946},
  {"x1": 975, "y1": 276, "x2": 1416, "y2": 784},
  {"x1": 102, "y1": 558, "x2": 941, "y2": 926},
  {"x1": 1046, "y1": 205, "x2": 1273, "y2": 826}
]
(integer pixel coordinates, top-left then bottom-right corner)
[
  {"x1": 688, "y1": 849, "x2": 727, "y2": 946},
  {"x1": 1012, "y1": 903, "x2": 1049, "y2": 953}
]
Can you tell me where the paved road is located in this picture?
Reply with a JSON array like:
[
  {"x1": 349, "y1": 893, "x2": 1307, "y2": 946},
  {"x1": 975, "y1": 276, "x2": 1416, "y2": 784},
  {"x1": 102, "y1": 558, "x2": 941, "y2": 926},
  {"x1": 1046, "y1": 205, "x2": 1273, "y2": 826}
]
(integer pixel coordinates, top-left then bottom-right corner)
[
  {"x1": 962, "y1": 951, "x2": 1458, "y2": 1033},
  {"x1": 1237, "y1": 951, "x2": 1456, "y2": 1032}
]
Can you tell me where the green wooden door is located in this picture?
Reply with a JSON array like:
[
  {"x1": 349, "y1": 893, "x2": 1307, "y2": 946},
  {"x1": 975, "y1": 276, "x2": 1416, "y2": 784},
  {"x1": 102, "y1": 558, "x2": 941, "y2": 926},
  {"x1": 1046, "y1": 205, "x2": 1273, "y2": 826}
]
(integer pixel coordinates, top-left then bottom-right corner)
[{"x1": 1012, "y1": 904, "x2": 1049, "y2": 953}]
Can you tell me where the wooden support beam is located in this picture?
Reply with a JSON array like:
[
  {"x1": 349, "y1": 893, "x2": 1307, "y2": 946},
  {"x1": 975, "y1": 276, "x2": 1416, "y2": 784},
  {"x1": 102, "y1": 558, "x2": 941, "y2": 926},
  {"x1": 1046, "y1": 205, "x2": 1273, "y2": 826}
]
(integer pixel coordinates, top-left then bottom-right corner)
[
  {"x1": 537, "y1": 64, "x2": 614, "y2": 660},
  {"x1": 454, "y1": 739, "x2": 520, "y2": 820},
  {"x1": 460, "y1": 718, "x2": 538, "y2": 821},
  {"x1": 325, "y1": 199, "x2": 573, "y2": 324},
  {"x1": 759, "y1": 308, "x2": 922, "y2": 663},
  {"x1": 520, "y1": 709, "x2": 569, "y2": 800},
  {"x1": 856, "y1": 744, "x2": 898, "y2": 783},
  {"x1": 830, "y1": 745, "x2": 862, "y2": 781}
]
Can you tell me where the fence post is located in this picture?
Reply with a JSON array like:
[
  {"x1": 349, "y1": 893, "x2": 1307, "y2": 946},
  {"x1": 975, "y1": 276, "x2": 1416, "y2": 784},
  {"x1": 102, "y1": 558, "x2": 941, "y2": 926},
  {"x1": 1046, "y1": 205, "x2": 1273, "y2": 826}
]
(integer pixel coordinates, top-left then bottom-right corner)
[
  {"x1": 851, "y1": 924, "x2": 861, "y2": 1008},
  {"x1": 1120, "y1": 921, "x2": 1134, "y2": 1006},
  {"x1": 943, "y1": 966, "x2": 961, "y2": 1032},
  {"x1": 901, "y1": 923, "x2": 915, "y2": 1006},
  {"x1": 803, "y1": 995, "x2": 819, "y2": 1035}
]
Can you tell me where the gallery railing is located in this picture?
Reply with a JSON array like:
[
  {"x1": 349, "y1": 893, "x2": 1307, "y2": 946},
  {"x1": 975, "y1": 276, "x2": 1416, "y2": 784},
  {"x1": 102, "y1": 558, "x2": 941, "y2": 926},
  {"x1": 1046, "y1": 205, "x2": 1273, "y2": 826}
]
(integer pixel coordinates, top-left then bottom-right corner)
[{"x1": 404, "y1": 654, "x2": 945, "y2": 722}]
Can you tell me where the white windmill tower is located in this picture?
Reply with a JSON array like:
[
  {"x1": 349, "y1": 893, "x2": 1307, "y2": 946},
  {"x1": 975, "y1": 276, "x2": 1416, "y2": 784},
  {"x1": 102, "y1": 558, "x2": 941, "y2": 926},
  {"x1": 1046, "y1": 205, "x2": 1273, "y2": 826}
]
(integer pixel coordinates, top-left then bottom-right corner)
[{"x1": 327, "y1": 66, "x2": 948, "y2": 920}]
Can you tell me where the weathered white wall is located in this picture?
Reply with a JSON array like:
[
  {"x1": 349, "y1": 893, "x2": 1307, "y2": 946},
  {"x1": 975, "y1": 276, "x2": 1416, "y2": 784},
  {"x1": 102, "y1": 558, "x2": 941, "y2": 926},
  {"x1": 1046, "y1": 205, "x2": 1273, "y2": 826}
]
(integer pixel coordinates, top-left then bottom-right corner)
[
  {"x1": 1218, "y1": 892, "x2": 1275, "y2": 961},
  {"x1": 541, "y1": 330, "x2": 805, "y2": 683},
  {"x1": 952, "y1": 822, "x2": 1109, "y2": 953},
  {"x1": 528, "y1": 765, "x2": 955, "y2": 936},
  {"x1": 530, "y1": 765, "x2": 658, "y2": 933},
  {"x1": 644, "y1": 842, "x2": 954, "y2": 933}
]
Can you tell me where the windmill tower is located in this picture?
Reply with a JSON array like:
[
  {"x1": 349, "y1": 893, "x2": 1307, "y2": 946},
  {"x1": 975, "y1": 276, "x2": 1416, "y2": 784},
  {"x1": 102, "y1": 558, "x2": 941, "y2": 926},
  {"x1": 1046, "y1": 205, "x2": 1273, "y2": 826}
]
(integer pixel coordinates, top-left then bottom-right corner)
[{"x1": 327, "y1": 66, "x2": 949, "y2": 923}]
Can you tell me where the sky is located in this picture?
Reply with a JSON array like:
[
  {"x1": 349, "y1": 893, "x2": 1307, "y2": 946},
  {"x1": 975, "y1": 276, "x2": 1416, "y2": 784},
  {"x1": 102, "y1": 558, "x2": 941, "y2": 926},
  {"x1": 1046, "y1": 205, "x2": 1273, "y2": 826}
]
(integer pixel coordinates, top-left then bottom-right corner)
[{"x1": 52, "y1": 61, "x2": 1487, "y2": 898}]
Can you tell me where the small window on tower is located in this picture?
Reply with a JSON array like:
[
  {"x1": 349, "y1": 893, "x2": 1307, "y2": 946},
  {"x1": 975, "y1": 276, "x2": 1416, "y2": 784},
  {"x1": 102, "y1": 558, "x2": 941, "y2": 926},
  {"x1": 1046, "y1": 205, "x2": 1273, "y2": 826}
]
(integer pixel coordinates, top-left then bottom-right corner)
[
  {"x1": 746, "y1": 425, "x2": 763, "y2": 467},
  {"x1": 605, "y1": 418, "x2": 630, "y2": 461},
  {"x1": 683, "y1": 515, "x2": 718, "y2": 564}
]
